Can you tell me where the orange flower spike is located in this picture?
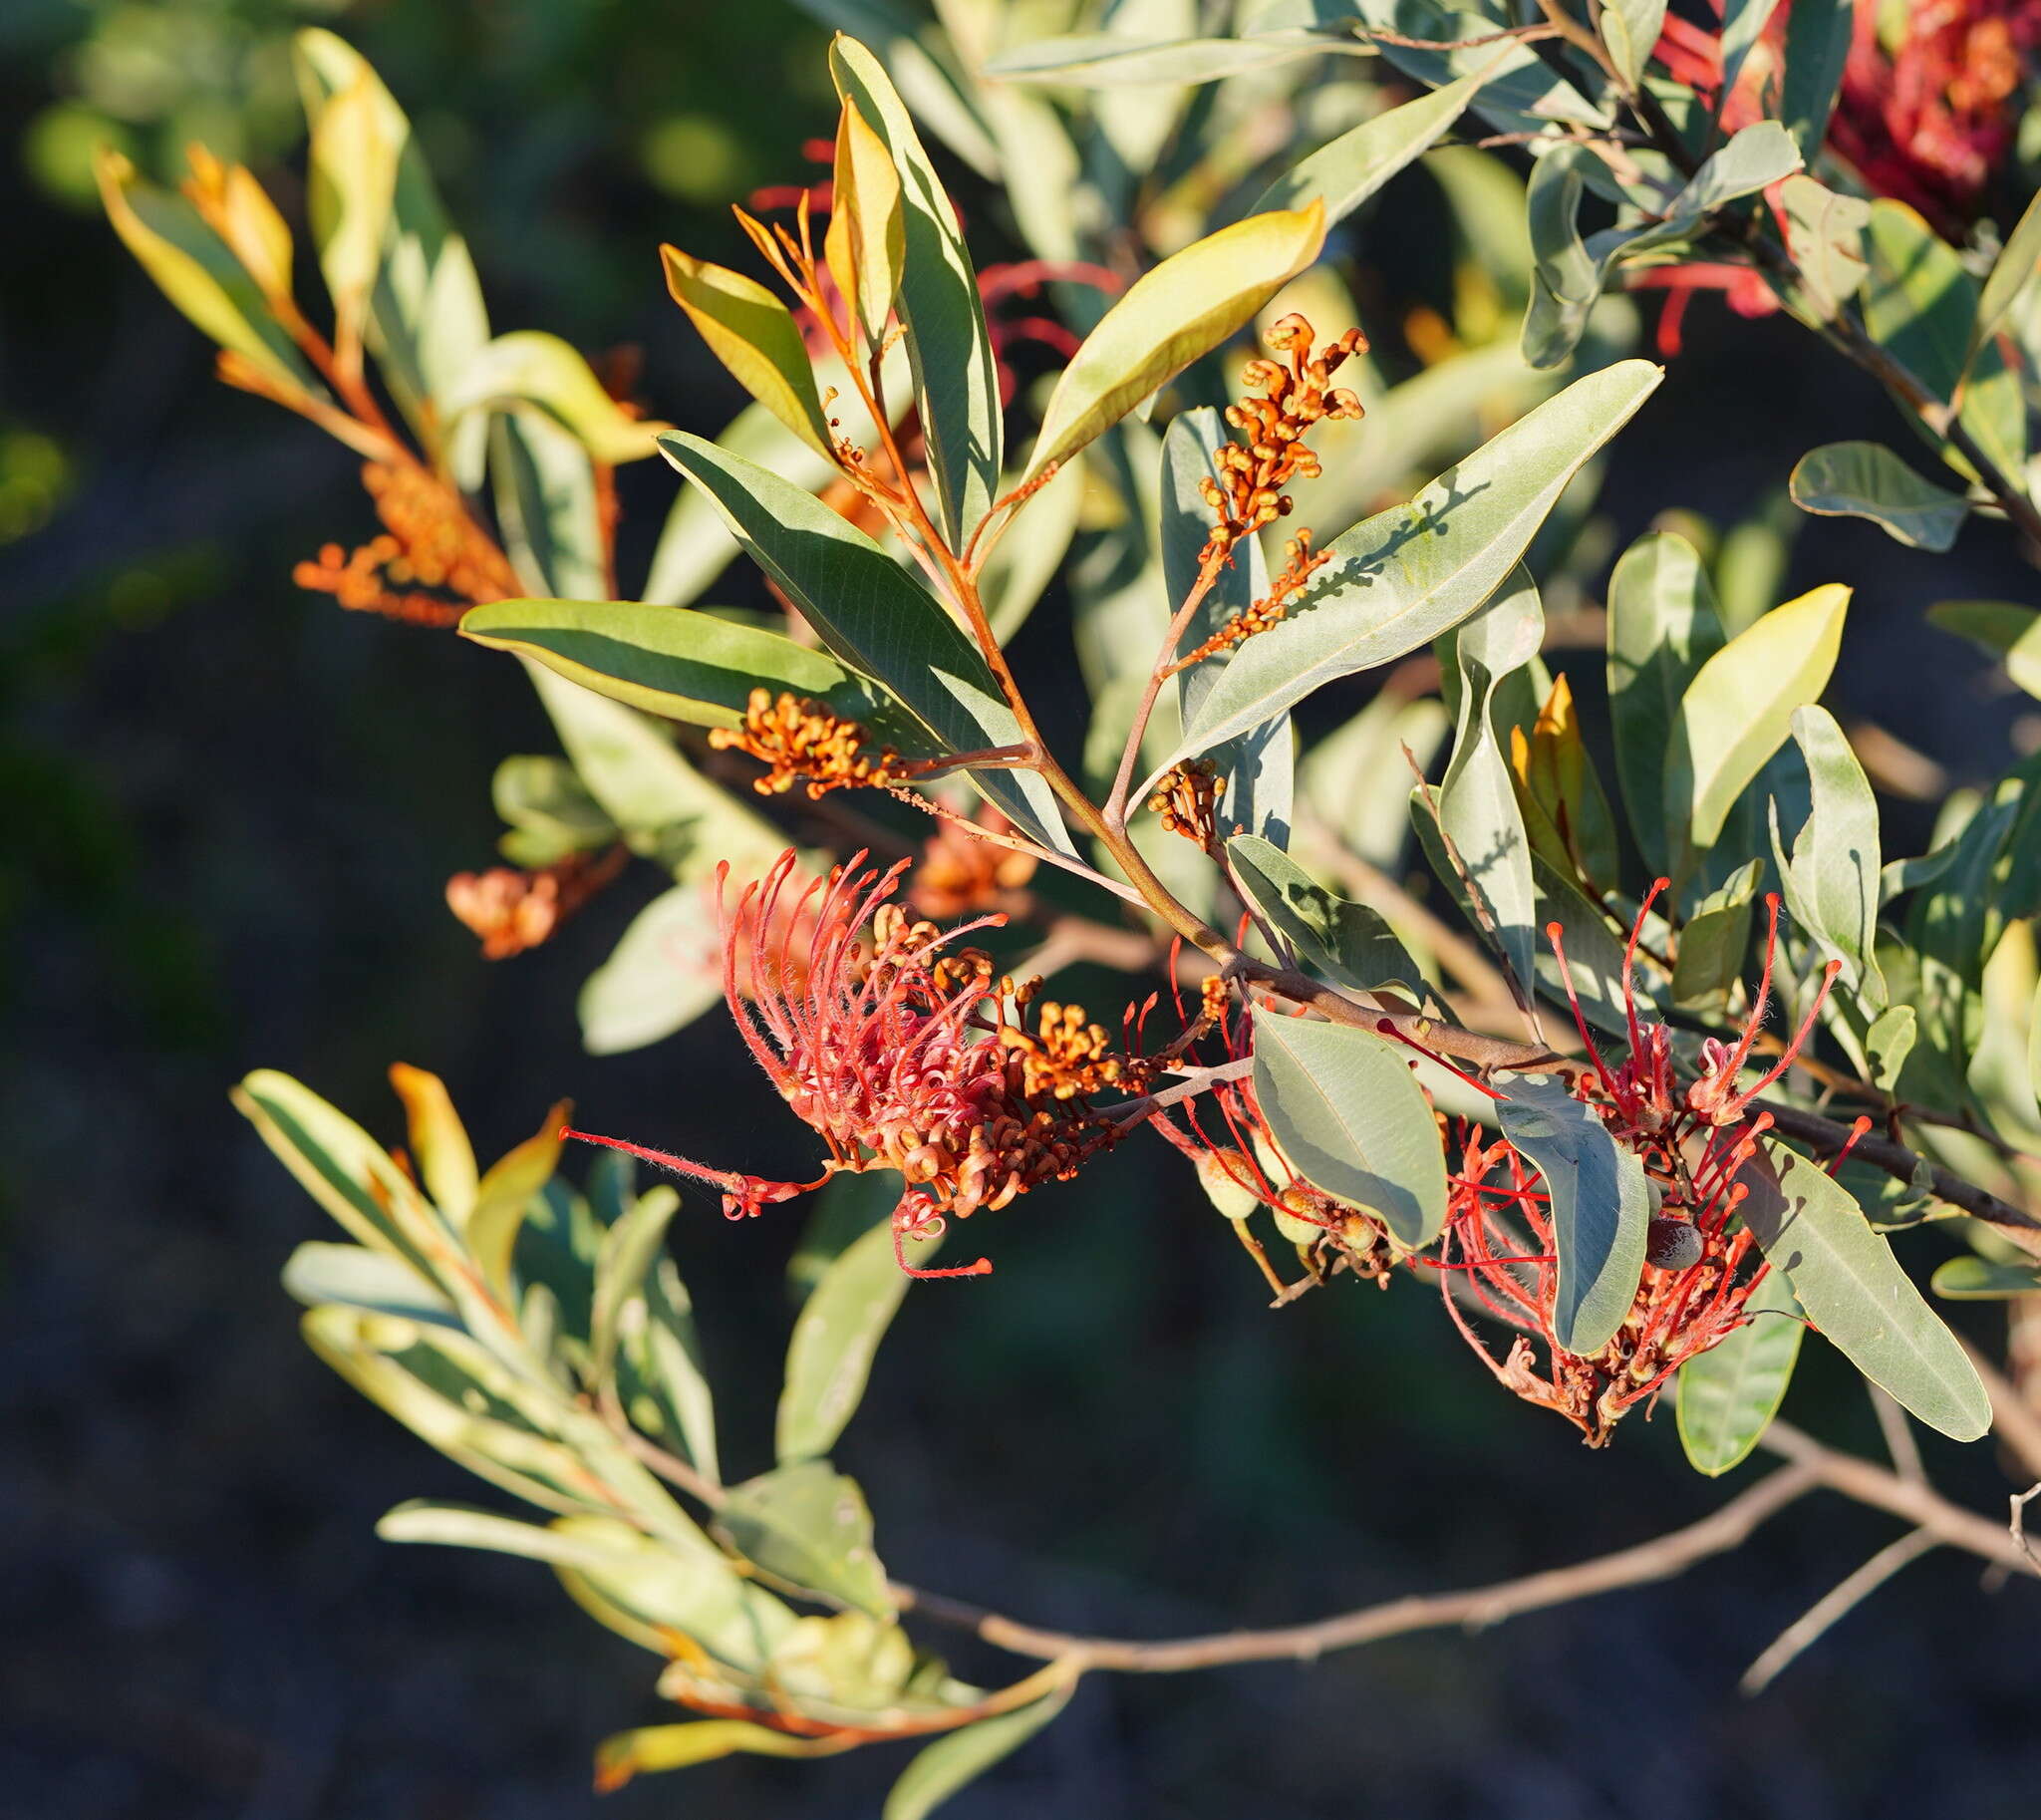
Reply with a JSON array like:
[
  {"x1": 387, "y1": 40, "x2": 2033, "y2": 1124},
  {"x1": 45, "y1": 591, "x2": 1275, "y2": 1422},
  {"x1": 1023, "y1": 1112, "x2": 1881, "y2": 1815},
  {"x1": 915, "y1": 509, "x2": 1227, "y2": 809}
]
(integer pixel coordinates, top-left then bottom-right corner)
[{"x1": 708, "y1": 689, "x2": 904, "y2": 798}]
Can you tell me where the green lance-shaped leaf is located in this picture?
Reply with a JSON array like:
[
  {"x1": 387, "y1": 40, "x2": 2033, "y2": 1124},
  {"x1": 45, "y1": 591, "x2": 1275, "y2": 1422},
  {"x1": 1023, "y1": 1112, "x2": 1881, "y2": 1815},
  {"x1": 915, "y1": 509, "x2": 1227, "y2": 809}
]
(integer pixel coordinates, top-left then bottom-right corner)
[
  {"x1": 443, "y1": 331, "x2": 668, "y2": 464},
  {"x1": 1928, "y1": 600, "x2": 2041, "y2": 700},
  {"x1": 461, "y1": 598, "x2": 910, "y2": 738},
  {"x1": 826, "y1": 96, "x2": 906, "y2": 342},
  {"x1": 1667, "y1": 581, "x2": 1850, "y2": 852},
  {"x1": 1328, "y1": 0, "x2": 1607, "y2": 138},
  {"x1": 1739, "y1": 1143, "x2": 1990, "y2": 1440},
  {"x1": 1605, "y1": 530, "x2": 1724, "y2": 879},
  {"x1": 1169, "y1": 360, "x2": 1661, "y2": 765},
  {"x1": 578, "y1": 882, "x2": 729, "y2": 1056},
  {"x1": 1932, "y1": 1256, "x2": 2041, "y2": 1299},
  {"x1": 1252, "y1": 71, "x2": 1489, "y2": 230},
  {"x1": 883, "y1": 1675, "x2": 1079, "y2": 1820},
  {"x1": 829, "y1": 33, "x2": 1002, "y2": 545},
  {"x1": 1969, "y1": 182, "x2": 2041, "y2": 371},
  {"x1": 1022, "y1": 202, "x2": 1326, "y2": 482},
  {"x1": 1780, "y1": 0, "x2": 1854, "y2": 157},
  {"x1": 281, "y1": 1242, "x2": 459, "y2": 1328},
  {"x1": 523, "y1": 663, "x2": 782, "y2": 866},
  {"x1": 293, "y1": 28, "x2": 492, "y2": 482},
  {"x1": 1494, "y1": 1072, "x2": 1649, "y2": 1356},
  {"x1": 656, "y1": 430, "x2": 1072, "y2": 853},
  {"x1": 489, "y1": 411, "x2": 604, "y2": 600},
  {"x1": 305, "y1": 65, "x2": 400, "y2": 348},
  {"x1": 589, "y1": 1183, "x2": 683, "y2": 1383},
  {"x1": 1249, "y1": 1007, "x2": 1449, "y2": 1248},
  {"x1": 984, "y1": 31, "x2": 1333, "y2": 86},
  {"x1": 95, "y1": 147, "x2": 317, "y2": 401},
  {"x1": 1439, "y1": 568, "x2": 1544, "y2": 998},
  {"x1": 1522, "y1": 142, "x2": 1601, "y2": 370},
  {"x1": 1769, "y1": 705, "x2": 1881, "y2": 996},
  {"x1": 1671, "y1": 859, "x2": 1762, "y2": 1018},
  {"x1": 661, "y1": 248, "x2": 835, "y2": 456},
  {"x1": 1676, "y1": 1264, "x2": 1804, "y2": 1476},
  {"x1": 778, "y1": 1183, "x2": 935, "y2": 1462},
  {"x1": 234, "y1": 1068, "x2": 444, "y2": 1279},
  {"x1": 720, "y1": 1459, "x2": 891, "y2": 1617},
  {"x1": 1788, "y1": 442, "x2": 1969, "y2": 551},
  {"x1": 1601, "y1": 0, "x2": 1668, "y2": 87},
  {"x1": 1862, "y1": 199, "x2": 2027, "y2": 488},
  {"x1": 1227, "y1": 833, "x2": 1425, "y2": 996},
  {"x1": 1775, "y1": 174, "x2": 1872, "y2": 323}
]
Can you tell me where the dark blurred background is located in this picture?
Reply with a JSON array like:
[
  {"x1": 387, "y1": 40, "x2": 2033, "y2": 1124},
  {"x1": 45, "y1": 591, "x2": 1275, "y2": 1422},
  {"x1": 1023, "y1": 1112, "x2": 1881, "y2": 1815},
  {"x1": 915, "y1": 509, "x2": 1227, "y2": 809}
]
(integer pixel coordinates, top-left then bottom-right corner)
[{"x1": 5, "y1": 3, "x2": 2040, "y2": 1816}]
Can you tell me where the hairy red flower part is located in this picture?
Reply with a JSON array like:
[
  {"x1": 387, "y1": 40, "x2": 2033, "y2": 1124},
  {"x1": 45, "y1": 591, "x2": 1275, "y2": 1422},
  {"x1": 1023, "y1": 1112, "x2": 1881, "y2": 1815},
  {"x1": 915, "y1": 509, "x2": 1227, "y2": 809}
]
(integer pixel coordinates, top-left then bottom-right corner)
[
  {"x1": 1437, "y1": 887, "x2": 1835, "y2": 1442},
  {"x1": 565, "y1": 849, "x2": 1147, "y2": 1278}
]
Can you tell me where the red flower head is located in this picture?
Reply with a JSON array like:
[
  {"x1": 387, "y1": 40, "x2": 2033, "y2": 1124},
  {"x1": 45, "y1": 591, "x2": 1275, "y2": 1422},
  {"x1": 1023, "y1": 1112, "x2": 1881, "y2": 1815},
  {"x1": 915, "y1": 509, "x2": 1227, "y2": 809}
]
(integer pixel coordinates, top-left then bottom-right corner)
[
  {"x1": 1438, "y1": 886, "x2": 1858, "y2": 1443},
  {"x1": 566, "y1": 849, "x2": 1145, "y2": 1277}
]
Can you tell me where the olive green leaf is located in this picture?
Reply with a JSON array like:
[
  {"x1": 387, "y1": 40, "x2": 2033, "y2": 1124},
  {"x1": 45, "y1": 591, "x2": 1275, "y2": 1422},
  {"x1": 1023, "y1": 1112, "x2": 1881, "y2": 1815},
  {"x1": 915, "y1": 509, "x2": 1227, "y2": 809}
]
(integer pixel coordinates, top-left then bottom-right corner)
[
  {"x1": 1169, "y1": 360, "x2": 1661, "y2": 764},
  {"x1": 829, "y1": 33, "x2": 1002, "y2": 544},
  {"x1": 578, "y1": 883, "x2": 729, "y2": 1056},
  {"x1": 1676, "y1": 1265, "x2": 1804, "y2": 1475},
  {"x1": 1600, "y1": 0, "x2": 1667, "y2": 87},
  {"x1": 1740, "y1": 1143, "x2": 1990, "y2": 1440},
  {"x1": 657, "y1": 430, "x2": 1072, "y2": 852},
  {"x1": 1249, "y1": 1007, "x2": 1448, "y2": 1248},
  {"x1": 1788, "y1": 442, "x2": 1968, "y2": 551},
  {"x1": 1228, "y1": 833, "x2": 1425, "y2": 996},
  {"x1": 1780, "y1": 0, "x2": 1853, "y2": 157},
  {"x1": 825, "y1": 97, "x2": 906, "y2": 342},
  {"x1": 1495, "y1": 1072, "x2": 1650, "y2": 1356},
  {"x1": 661, "y1": 247, "x2": 835, "y2": 455},
  {"x1": 779, "y1": 1188, "x2": 935, "y2": 1463},
  {"x1": 1769, "y1": 705, "x2": 1882, "y2": 996},
  {"x1": 1252, "y1": 71, "x2": 1490, "y2": 229},
  {"x1": 1668, "y1": 582, "x2": 1850, "y2": 851},
  {"x1": 1023, "y1": 203, "x2": 1326, "y2": 482},
  {"x1": 883, "y1": 1675, "x2": 1079, "y2": 1820},
  {"x1": 721, "y1": 1459, "x2": 891, "y2": 1617},
  {"x1": 1776, "y1": 173, "x2": 1870, "y2": 321},
  {"x1": 1931, "y1": 1256, "x2": 2041, "y2": 1299},
  {"x1": 443, "y1": 331, "x2": 668, "y2": 463}
]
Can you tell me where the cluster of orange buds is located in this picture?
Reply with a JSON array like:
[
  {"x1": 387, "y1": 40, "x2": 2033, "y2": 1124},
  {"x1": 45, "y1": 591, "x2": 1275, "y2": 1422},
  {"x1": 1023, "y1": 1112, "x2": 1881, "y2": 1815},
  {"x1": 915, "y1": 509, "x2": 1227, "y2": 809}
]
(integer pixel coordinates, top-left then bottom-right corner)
[
  {"x1": 708, "y1": 689, "x2": 904, "y2": 798},
  {"x1": 1198, "y1": 313, "x2": 1364, "y2": 566},
  {"x1": 1147, "y1": 758, "x2": 1227, "y2": 849},
  {"x1": 908, "y1": 809, "x2": 1038, "y2": 918},
  {"x1": 293, "y1": 461, "x2": 519, "y2": 627},
  {"x1": 1176, "y1": 528, "x2": 1334, "y2": 668},
  {"x1": 444, "y1": 846, "x2": 627, "y2": 960},
  {"x1": 998, "y1": 989, "x2": 1156, "y2": 1102}
]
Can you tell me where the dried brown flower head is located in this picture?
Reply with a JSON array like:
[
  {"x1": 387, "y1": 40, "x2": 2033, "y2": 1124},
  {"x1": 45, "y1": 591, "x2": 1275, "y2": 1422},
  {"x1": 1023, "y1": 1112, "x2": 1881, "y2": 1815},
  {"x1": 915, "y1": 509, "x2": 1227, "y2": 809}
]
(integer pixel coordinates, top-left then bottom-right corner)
[{"x1": 1147, "y1": 758, "x2": 1226, "y2": 850}]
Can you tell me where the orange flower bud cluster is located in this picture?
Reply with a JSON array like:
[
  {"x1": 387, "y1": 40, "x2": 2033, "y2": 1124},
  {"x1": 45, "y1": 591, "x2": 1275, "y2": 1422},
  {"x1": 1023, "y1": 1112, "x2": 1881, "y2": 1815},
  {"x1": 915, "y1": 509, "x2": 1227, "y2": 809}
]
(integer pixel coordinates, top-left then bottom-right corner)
[
  {"x1": 908, "y1": 809, "x2": 1038, "y2": 918},
  {"x1": 1198, "y1": 313, "x2": 1365, "y2": 566},
  {"x1": 999, "y1": 996, "x2": 1151, "y2": 1101},
  {"x1": 1179, "y1": 528, "x2": 1333, "y2": 667},
  {"x1": 445, "y1": 846, "x2": 626, "y2": 960},
  {"x1": 1147, "y1": 758, "x2": 1226, "y2": 850},
  {"x1": 709, "y1": 689, "x2": 904, "y2": 797},
  {"x1": 293, "y1": 461, "x2": 519, "y2": 627}
]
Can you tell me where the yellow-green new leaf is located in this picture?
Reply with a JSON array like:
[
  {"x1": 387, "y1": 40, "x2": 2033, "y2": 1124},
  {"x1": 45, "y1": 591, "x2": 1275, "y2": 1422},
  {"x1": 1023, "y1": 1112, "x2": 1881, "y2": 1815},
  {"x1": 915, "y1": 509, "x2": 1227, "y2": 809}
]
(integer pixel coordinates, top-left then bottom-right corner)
[
  {"x1": 1676, "y1": 1265, "x2": 1803, "y2": 1475},
  {"x1": 466, "y1": 1102, "x2": 569, "y2": 1297},
  {"x1": 95, "y1": 147, "x2": 314, "y2": 400},
  {"x1": 661, "y1": 247, "x2": 834, "y2": 456},
  {"x1": 1670, "y1": 582, "x2": 1849, "y2": 850},
  {"x1": 443, "y1": 331, "x2": 669, "y2": 463},
  {"x1": 826, "y1": 99, "x2": 905, "y2": 342},
  {"x1": 594, "y1": 1721, "x2": 841, "y2": 1789},
  {"x1": 307, "y1": 67, "x2": 401, "y2": 346},
  {"x1": 387, "y1": 1062, "x2": 478, "y2": 1224},
  {"x1": 1023, "y1": 203, "x2": 1326, "y2": 481}
]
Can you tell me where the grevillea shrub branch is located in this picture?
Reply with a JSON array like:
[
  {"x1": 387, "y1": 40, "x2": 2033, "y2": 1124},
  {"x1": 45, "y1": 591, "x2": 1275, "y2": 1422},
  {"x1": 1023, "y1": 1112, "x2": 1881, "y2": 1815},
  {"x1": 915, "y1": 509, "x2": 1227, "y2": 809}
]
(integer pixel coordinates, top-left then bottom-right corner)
[{"x1": 112, "y1": 9, "x2": 2041, "y2": 1809}]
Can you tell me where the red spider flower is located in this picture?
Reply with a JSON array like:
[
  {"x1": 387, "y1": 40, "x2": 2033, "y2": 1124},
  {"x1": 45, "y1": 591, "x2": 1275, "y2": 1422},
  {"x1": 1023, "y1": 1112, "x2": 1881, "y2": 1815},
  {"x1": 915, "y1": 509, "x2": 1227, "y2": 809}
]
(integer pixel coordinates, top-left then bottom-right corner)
[
  {"x1": 564, "y1": 849, "x2": 1148, "y2": 1278},
  {"x1": 1640, "y1": 0, "x2": 2041, "y2": 352},
  {"x1": 1436, "y1": 886, "x2": 1857, "y2": 1443}
]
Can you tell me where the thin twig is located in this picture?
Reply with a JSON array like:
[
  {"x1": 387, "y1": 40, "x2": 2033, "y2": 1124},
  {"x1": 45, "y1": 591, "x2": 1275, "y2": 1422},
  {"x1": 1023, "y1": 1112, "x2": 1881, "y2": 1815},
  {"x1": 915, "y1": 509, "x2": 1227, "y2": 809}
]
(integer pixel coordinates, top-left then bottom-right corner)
[
  {"x1": 1738, "y1": 1527, "x2": 1938, "y2": 1695},
  {"x1": 2013, "y1": 1483, "x2": 2041, "y2": 1573},
  {"x1": 893, "y1": 1464, "x2": 1820, "y2": 1671},
  {"x1": 1870, "y1": 1385, "x2": 1925, "y2": 1485}
]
